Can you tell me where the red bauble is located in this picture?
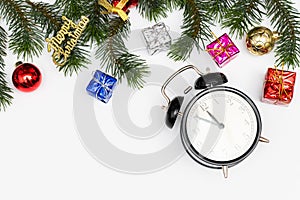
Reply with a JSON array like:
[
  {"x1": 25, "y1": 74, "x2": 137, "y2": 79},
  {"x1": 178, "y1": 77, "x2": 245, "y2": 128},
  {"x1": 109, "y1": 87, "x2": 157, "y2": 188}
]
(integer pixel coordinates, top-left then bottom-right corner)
[
  {"x1": 12, "y1": 63, "x2": 42, "y2": 92},
  {"x1": 112, "y1": 0, "x2": 138, "y2": 11}
]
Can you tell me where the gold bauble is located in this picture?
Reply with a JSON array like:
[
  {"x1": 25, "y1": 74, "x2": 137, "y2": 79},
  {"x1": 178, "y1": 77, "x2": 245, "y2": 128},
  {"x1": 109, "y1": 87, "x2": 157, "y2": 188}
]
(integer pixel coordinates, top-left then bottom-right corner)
[{"x1": 246, "y1": 26, "x2": 280, "y2": 56}]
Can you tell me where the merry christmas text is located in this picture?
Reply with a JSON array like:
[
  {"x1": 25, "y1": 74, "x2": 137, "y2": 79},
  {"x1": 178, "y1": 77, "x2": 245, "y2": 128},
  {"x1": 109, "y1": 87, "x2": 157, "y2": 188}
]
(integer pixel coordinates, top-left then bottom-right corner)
[{"x1": 46, "y1": 16, "x2": 89, "y2": 66}]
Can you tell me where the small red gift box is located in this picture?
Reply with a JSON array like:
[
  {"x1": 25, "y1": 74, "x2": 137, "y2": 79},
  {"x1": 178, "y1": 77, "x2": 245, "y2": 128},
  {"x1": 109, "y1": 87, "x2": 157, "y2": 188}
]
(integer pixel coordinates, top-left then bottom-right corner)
[{"x1": 262, "y1": 68, "x2": 296, "y2": 105}]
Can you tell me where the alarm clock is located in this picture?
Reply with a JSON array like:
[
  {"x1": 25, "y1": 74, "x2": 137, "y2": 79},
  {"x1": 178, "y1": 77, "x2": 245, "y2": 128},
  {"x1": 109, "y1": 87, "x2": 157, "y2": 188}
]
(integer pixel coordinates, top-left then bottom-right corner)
[{"x1": 161, "y1": 65, "x2": 269, "y2": 178}]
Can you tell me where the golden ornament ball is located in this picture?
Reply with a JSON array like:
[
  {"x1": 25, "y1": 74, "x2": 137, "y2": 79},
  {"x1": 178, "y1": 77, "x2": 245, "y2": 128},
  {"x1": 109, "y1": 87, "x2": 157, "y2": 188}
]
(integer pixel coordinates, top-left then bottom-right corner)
[{"x1": 246, "y1": 26, "x2": 280, "y2": 56}]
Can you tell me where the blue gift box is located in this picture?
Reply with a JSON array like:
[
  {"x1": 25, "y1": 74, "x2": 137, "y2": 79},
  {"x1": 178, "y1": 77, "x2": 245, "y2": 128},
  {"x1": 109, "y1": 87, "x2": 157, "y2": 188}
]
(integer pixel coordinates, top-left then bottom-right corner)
[{"x1": 86, "y1": 70, "x2": 117, "y2": 103}]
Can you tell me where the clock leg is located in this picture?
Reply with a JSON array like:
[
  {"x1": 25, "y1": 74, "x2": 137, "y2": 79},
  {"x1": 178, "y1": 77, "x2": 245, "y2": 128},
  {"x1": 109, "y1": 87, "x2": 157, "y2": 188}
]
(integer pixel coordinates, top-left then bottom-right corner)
[
  {"x1": 259, "y1": 136, "x2": 270, "y2": 143},
  {"x1": 222, "y1": 166, "x2": 228, "y2": 178}
]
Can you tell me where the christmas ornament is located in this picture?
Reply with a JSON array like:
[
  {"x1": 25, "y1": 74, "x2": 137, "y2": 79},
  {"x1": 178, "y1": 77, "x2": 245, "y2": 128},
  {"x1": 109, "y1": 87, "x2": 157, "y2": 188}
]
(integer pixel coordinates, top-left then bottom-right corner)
[
  {"x1": 46, "y1": 16, "x2": 89, "y2": 66},
  {"x1": 142, "y1": 22, "x2": 172, "y2": 55},
  {"x1": 86, "y1": 70, "x2": 117, "y2": 103},
  {"x1": 112, "y1": 0, "x2": 138, "y2": 11},
  {"x1": 206, "y1": 33, "x2": 240, "y2": 68},
  {"x1": 246, "y1": 26, "x2": 280, "y2": 56},
  {"x1": 161, "y1": 65, "x2": 269, "y2": 178},
  {"x1": 12, "y1": 62, "x2": 42, "y2": 92},
  {"x1": 99, "y1": 0, "x2": 130, "y2": 21},
  {"x1": 262, "y1": 67, "x2": 296, "y2": 106}
]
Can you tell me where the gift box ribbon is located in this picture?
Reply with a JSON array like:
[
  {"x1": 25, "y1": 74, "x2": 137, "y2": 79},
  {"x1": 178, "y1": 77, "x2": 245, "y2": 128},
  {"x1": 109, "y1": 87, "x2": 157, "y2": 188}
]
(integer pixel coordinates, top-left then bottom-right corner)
[
  {"x1": 207, "y1": 44, "x2": 233, "y2": 59},
  {"x1": 266, "y1": 66, "x2": 295, "y2": 104},
  {"x1": 98, "y1": 0, "x2": 129, "y2": 21},
  {"x1": 93, "y1": 74, "x2": 113, "y2": 99},
  {"x1": 206, "y1": 32, "x2": 233, "y2": 59}
]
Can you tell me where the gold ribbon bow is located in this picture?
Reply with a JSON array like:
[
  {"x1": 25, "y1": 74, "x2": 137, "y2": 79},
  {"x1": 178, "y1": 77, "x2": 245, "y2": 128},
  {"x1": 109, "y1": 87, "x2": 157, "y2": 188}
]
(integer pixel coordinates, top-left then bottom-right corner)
[
  {"x1": 268, "y1": 64, "x2": 290, "y2": 102},
  {"x1": 98, "y1": 0, "x2": 129, "y2": 21}
]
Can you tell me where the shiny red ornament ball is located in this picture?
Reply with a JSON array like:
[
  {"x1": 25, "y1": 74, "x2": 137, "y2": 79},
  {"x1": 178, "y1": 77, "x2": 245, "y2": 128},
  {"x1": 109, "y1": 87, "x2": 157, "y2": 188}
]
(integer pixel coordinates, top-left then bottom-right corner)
[
  {"x1": 112, "y1": 0, "x2": 138, "y2": 11},
  {"x1": 12, "y1": 63, "x2": 42, "y2": 92}
]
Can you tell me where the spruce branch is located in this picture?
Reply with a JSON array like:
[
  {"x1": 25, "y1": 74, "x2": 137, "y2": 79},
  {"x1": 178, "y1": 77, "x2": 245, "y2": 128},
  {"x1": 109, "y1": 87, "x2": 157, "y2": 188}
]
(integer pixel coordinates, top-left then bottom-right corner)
[
  {"x1": 58, "y1": 42, "x2": 91, "y2": 76},
  {"x1": 54, "y1": 0, "x2": 85, "y2": 21},
  {"x1": 265, "y1": 0, "x2": 300, "y2": 68},
  {"x1": 204, "y1": 0, "x2": 233, "y2": 23},
  {"x1": 26, "y1": 0, "x2": 90, "y2": 76},
  {"x1": 0, "y1": 0, "x2": 44, "y2": 60},
  {"x1": 168, "y1": 0, "x2": 213, "y2": 61},
  {"x1": 137, "y1": 0, "x2": 170, "y2": 21},
  {"x1": 0, "y1": 26, "x2": 13, "y2": 112},
  {"x1": 222, "y1": 0, "x2": 265, "y2": 39},
  {"x1": 82, "y1": 0, "x2": 109, "y2": 45},
  {"x1": 26, "y1": 1, "x2": 62, "y2": 38},
  {"x1": 168, "y1": 35, "x2": 198, "y2": 61},
  {"x1": 105, "y1": 15, "x2": 131, "y2": 38},
  {"x1": 166, "y1": 0, "x2": 185, "y2": 8},
  {"x1": 96, "y1": 18, "x2": 149, "y2": 89}
]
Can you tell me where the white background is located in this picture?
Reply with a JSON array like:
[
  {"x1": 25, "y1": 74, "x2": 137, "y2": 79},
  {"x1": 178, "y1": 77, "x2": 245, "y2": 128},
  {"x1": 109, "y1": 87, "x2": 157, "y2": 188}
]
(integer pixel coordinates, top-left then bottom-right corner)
[{"x1": 1, "y1": 1, "x2": 300, "y2": 199}]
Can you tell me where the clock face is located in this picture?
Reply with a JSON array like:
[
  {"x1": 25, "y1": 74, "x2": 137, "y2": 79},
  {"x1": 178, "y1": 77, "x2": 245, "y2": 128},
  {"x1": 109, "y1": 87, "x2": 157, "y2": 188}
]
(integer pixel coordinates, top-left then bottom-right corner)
[{"x1": 182, "y1": 87, "x2": 261, "y2": 166}]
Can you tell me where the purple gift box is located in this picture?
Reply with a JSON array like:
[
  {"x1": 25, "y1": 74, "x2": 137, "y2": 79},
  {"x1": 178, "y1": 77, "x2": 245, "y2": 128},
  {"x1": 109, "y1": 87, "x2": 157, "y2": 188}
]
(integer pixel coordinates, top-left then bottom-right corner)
[{"x1": 206, "y1": 33, "x2": 240, "y2": 67}]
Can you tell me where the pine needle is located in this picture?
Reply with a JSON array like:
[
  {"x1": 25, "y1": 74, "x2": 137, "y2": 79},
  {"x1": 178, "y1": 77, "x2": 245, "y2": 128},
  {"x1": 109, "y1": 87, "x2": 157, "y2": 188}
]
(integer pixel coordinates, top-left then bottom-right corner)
[
  {"x1": 168, "y1": 0, "x2": 213, "y2": 61},
  {"x1": 222, "y1": 0, "x2": 265, "y2": 39},
  {"x1": 0, "y1": 26, "x2": 13, "y2": 111},
  {"x1": 265, "y1": 0, "x2": 300, "y2": 68},
  {"x1": 0, "y1": 0, "x2": 44, "y2": 60},
  {"x1": 95, "y1": 18, "x2": 149, "y2": 89}
]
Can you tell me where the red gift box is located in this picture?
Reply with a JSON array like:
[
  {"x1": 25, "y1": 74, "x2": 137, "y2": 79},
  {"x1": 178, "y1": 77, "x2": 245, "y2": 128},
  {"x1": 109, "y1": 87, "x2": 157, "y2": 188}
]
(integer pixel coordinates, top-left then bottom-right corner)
[{"x1": 262, "y1": 68, "x2": 296, "y2": 105}]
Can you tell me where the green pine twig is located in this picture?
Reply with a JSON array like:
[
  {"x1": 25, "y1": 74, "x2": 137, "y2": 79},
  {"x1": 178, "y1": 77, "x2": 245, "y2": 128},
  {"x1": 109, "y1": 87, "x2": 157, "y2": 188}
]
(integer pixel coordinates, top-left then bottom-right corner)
[
  {"x1": 58, "y1": 42, "x2": 91, "y2": 76},
  {"x1": 168, "y1": 0, "x2": 213, "y2": 61},
  {"x1": 26, "y1": 0, "x2": 90, "y2": 76},
  {"x1": 96, "y1": 18, "x2": 149, "y2": 89},
  {"x1": 204, "y1": 0, "x2": 233, "y2": 23},
  {"x1": 0, "y1": 26, "x2": 13, "y2": 112},
  {"x1": 26, "y1": 1, "x2": 62, "y2": 38},
  {"x1": 137, "y1": 0, "x2": 170, "y2": 21},
  {"x1": 81, "y1": 0, "x2": 108, "y2": 45},
  {"x1": 54, "y1": 0, "x2": 85, "y2": 21},
  {"x1": 222, "y1": 0, "x2": 265, "y2": 39},
  {"x1": 0, "y1": 0, "x2": 44, "y2": 60},
  {"x1": 265, "y1": 0, "x2": 300, "y2": 68}
]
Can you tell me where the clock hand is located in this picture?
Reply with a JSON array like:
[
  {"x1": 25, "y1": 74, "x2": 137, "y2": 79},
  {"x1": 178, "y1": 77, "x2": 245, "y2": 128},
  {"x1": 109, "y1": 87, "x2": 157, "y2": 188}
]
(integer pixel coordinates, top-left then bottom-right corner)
[
  {"x1": 194, "y1": 115, "x2": 219, "y2": 127},
  {"x1": 206, "y1": 111, "x2": 225, "y2": 129},
  {"x1": 195, "y1": 114, "x2": 223, "y2": 157}
]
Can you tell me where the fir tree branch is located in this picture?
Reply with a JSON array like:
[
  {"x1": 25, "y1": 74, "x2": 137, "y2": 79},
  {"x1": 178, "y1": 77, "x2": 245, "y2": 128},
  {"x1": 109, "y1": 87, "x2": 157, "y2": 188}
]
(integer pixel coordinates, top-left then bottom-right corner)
[
  {"x1": 106, "y1": 15, "x2": 131, "y2": 38},
  {"x1": 0, "y1": 0, "x2": 44, "y2": 60},
  {"x1": 222, "y1": 0, "x2": 265, "y2": 39},
  {"x1": 58, "y1": 42, "x2": 90, "y2": 76},
  {"x1": 0, "y1": 26, "x2": 13, "y2": 112},
  {"x1": 25, "y1": 1, "x2": 62, "y2": 38},
  {"x1": 168, "y1": 0, "x2": 185, "y2": 8},
  {"x1": 26, "y1": 0, "x2": 90, "y2": 76},
  {"x1": 81, "y1": 0, "x2": 109, "y2": 45},
  {"x1": 96, "y1": 18, "x2": 149, "y2": 89},
  {"x1": 168, "y1": 0, "x2": 213, "y2": 61},
  {"x1": 137, "y1": 0, "x2": 170, "y2": 21},
  {"x1": 54, "y1": 0, "x2": 85, "y2": 21},
  {"x1": 168, "y1": 35, "x2": 197, "y2": 61},
  {"x1": 265, "y1": 0, "x2": 300, "y2": 68},
  {"x1": 204, "y1": 0, "x2": 233, "y2": 23}
]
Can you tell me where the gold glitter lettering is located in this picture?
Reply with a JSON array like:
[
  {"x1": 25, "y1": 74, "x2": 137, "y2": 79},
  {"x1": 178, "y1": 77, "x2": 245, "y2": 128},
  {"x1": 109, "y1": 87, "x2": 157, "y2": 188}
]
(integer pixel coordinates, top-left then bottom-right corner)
[{"x1": 46, "y1": 16, "x2": 90, "y2": 66}]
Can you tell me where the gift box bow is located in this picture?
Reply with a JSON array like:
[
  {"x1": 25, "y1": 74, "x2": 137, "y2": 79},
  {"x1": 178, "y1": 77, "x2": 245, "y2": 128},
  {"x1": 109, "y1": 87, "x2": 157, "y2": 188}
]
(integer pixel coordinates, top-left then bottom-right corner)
[
  {"x1": 93, "y1": 70, "x2": 117, "y2": 99},
  {"x1": 265, "y1": 68, "x2": 296, "y2": 103},
  {"x1": 206, "y1": 33, "x2": 238, "y2": 59},
  {"x1": 98, "y1": 0, "x2": 129, "y2": 21}
]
